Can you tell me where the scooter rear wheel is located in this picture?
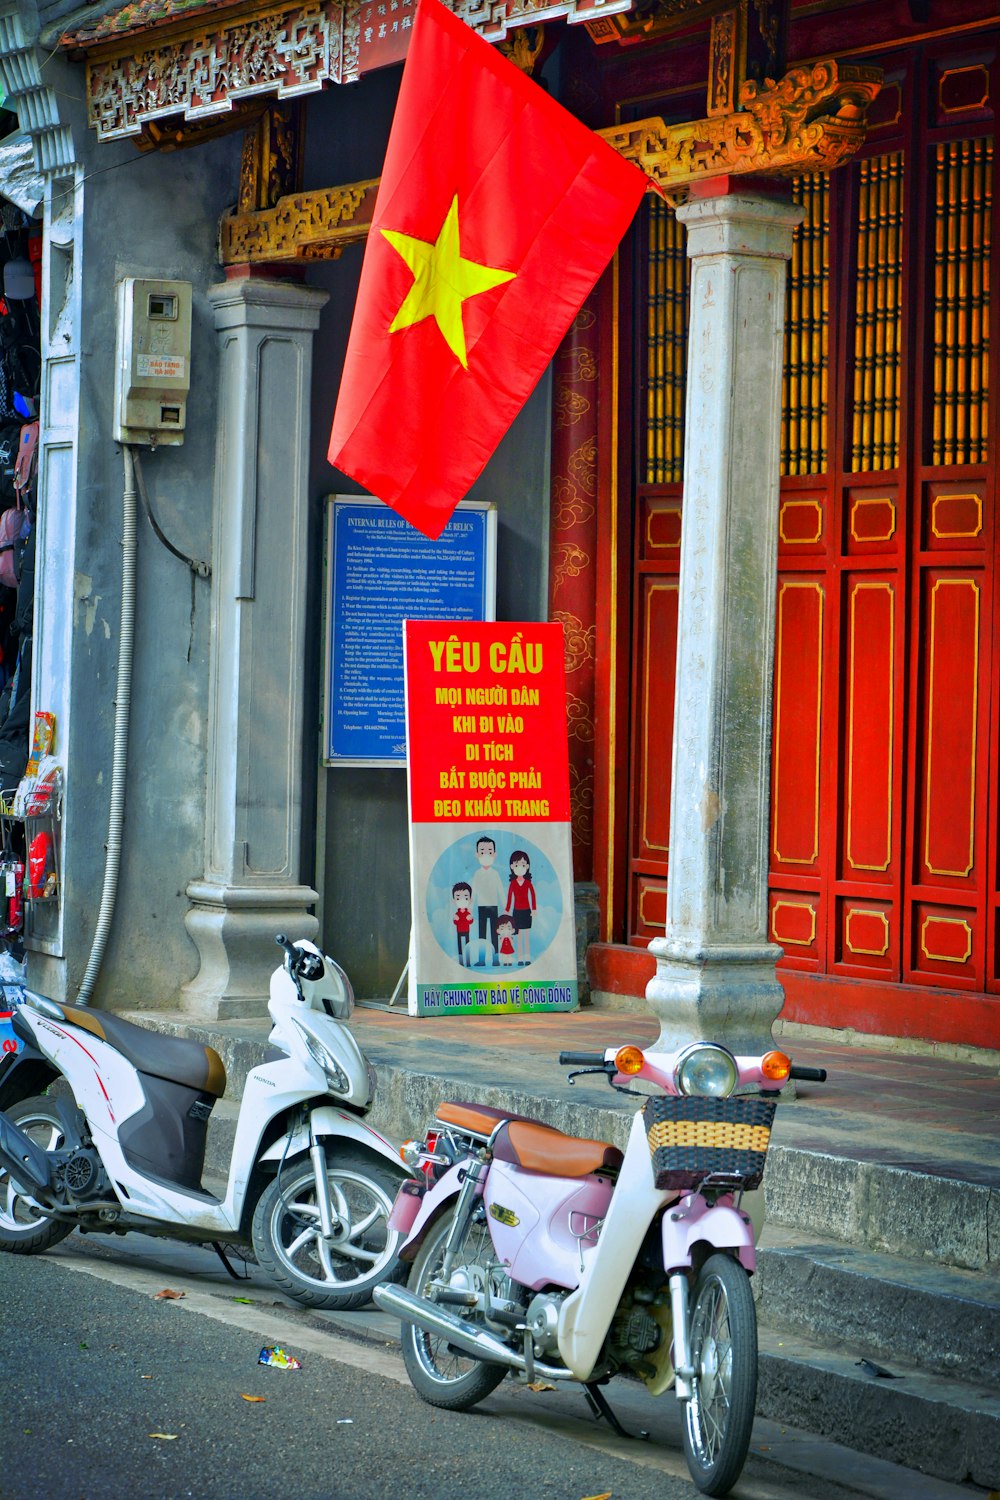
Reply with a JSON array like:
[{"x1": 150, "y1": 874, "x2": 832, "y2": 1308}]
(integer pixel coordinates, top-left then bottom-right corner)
[
  {"x1": 681, "y1": 1251, "x2": 757, "y2": 1497},
  {"x1": 401, "y1": 1205, "x2": 509, "y2": 1412},
  {"x1": 0, "y1": 1096, "x2": 75, "y2": 1254}
]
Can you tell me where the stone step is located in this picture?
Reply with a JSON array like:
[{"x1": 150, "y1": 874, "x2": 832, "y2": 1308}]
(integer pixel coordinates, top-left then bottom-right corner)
[
  {"x1": 204, "y1": 1097, "x2": 239, "y2": 1182},
  {"x1": 756, "y1": 1226, "x2": 1000, "y2": 1385},
  {"x1": 762, "y1": 1139, "x2": 996, "y2": 1273},
  {"x1": 755, "y1": 1322, "x2": 1000, "y2": 1490},
  {"x1": 130, "y1": 1009, "x2": 997, "y2": 1275}
]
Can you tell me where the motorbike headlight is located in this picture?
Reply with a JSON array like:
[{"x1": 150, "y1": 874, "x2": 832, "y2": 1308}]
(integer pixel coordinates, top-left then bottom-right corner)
[
  {"x1": 674, "y1": 1043, "x2": 739, "y2": 1098},
  {"x1": 295, "y1": 1022, "x2": 350, "y2": 1094}
]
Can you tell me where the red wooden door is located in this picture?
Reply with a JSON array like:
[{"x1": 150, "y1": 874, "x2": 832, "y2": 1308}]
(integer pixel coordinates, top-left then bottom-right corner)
[{"x1": 623, "y1": 32, "x2": 999, "y2": 1041}]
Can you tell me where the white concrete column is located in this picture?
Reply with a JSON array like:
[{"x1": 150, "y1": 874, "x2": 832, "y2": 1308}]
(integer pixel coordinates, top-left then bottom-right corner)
[
  {"x1": 645, "y1": 190, "x2": 803, "y2": 1055},
  {"x1": 183, "y1": 276, "x2": 328, "y2": 1020}
]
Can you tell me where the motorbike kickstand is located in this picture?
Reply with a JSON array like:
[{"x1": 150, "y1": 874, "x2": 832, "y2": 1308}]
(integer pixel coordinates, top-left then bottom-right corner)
[
  {"x1": 583, "y1": 1383, "x2": 649, "y2": 1441},
  {"x1": 210, "y1": 1242, "x2": 250, "y2": 1281}
]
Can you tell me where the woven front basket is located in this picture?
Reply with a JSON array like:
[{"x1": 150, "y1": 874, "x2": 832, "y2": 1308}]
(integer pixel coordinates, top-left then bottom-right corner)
[{"x1": 642, "y1": 1094, "x2": 778, "y2": 1192}]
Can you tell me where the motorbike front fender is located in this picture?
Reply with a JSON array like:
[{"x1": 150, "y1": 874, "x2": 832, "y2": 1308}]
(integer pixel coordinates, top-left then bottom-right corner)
[
  {"x1": 396, "y1": 1162, "x2": 466, "y2": 1262},
  {"x1": 662, "y1": 1196, "x2": 757, "y2": 1273},
  {"x1": 257, "y1": 1105, "x2": 404, "y2": 1175}
]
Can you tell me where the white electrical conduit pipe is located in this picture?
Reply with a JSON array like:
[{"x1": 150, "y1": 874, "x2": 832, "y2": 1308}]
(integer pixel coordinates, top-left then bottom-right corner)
[{"x1": 77, "y1": 443, "x2": 137, "y2": 1003}]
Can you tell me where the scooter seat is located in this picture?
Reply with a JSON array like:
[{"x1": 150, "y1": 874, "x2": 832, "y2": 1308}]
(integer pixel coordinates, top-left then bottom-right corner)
[
  {"x1": 58, "y1": 1006, "x2": 227, "y2": 1098},
  {"x1": 492, "y1": 1118, "x2": 623, "y2": 1178},
  {"x1": 436, "y1": 1099, "x2": 544, "y2": 1137}
]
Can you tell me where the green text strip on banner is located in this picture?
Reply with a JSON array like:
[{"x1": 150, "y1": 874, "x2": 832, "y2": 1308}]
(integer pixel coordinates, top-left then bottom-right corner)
[{"x1": 404, "y1": 620, "x2": 578, "y2": 1017}]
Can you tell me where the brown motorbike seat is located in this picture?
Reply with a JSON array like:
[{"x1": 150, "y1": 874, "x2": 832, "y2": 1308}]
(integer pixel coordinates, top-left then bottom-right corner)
[
  {"x1": 58, "y1": 1005, "x2": 227, "y2": 1098},
  {"x1": 436, "y1": 1100, "x2": 541, "y2": 1137},
  {"x1": 492, "y1": 1119, "x2": 623, "y2": 1178}
]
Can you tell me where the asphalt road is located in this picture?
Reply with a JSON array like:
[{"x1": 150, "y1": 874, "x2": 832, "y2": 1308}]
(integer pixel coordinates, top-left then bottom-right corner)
[{"x1": 0, "y1": 1240, "x2": 979, "y2": 1500}]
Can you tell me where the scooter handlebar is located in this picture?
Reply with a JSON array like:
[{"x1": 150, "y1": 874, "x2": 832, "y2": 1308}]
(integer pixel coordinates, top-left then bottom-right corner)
[{"x1": 558, "y1": 1050, "x2": 827, "y2": 1081}]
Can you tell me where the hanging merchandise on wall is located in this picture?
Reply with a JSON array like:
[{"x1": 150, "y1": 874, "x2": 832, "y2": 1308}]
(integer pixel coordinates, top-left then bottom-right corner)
[
  {"x1": 0, "y1": 943, "x2": 27, "y2": 1054},
  {"x1": 0, "y1": 710, "x2": 60, "y2": 951},
  {"x1": 0, "y1": 845, "x2": 22, "y2": 936},
  {"x1": 0, "y1": 397, "x2": 40, "y2": 793},
  {"x1": 12, "y1": 709, "x2": 56, "y2": 816},
  {"x1": 0, "y1": 418, "x2": 36, "y2": 589},
  {"x1": 0, "y1": 213, "x2": 39, "y2": 640},
  {"x1": 0, "y1": 235, "x2": 40, "y2": 419}
]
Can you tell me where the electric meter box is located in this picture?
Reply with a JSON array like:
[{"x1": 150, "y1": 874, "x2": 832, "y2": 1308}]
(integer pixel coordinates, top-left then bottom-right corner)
[{"x1": 114, "y1": 278, "x2": 192, "y2": 445}]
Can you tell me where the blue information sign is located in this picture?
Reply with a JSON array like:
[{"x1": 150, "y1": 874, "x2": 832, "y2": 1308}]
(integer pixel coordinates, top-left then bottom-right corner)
[{"x1": 324, "y1": 497, "x2": 496, "y2": 765}]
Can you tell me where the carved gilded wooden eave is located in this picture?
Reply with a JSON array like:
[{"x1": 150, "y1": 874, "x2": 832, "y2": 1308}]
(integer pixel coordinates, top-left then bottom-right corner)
[
  {"x1": 66, "y1": 0, "x2": 635, "y2": 145},
  {"x1": 599, "y1": 60, "x2": 883, "y2": 199},
  {"x1": 71, "y1": 0, "x2": 344, "y2": 145},
  {"x1": 220, "y1": 179, "x2": 380, "y2": 264},
  {"x1": 219, "y1": 59, "x2": 882, "y2": 267}
]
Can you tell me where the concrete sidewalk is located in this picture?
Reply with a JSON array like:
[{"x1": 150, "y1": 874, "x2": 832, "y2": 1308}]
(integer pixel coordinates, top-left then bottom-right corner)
[
  {"x1": 350, "y1": 1004, "x2": 1000, "y2": 1273},
  {"x1": 348, "y1": 1002, "x2": 1000, "y2": 1173},
  {"x1": 151, "y1": 997, "x2": 1000, "y2": 1272}
]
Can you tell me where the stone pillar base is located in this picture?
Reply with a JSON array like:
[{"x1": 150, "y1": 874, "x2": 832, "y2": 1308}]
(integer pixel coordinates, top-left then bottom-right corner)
[
  {"x1": 646, "y1": 941, "x2": 785, "y2": 1057},
  {"x1": 182, "y1": 880, "x2": 319, "y2": 1021}
]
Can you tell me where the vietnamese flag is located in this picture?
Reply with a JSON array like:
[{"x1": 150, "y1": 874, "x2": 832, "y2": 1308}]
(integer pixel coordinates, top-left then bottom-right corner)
[{"x1": 328, "y1": 0, "x2": 647, "y2": 539}]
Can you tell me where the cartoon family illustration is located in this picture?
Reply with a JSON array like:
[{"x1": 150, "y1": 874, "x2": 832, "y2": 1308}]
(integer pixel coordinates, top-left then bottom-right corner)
[{"x1": 452, "y1": 834, "x2": 538, "y2": 969}]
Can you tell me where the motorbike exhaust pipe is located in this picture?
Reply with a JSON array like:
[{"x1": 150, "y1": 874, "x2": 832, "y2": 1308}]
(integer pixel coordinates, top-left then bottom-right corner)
[
  {"x1": 0, "y1": 1112, "x2": 54, "y2": 1200},
  {"x1": 373, "y1": 1283, "x2": 574, "y2": 1382}
]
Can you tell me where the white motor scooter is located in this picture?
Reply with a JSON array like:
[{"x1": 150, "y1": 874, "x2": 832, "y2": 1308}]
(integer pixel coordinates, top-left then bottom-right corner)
[{"x1": 0, "y1": 934, "x2": 406, "y2": 1309}]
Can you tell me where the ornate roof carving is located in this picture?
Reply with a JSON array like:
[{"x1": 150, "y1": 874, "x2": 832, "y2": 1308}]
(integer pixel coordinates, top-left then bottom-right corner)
[
  {"x1": 600, "y1": 60, "x2": 883, "y2": 197},
  {"x1": 66, "y1": 0, "x2": 635, "y2": 143}
]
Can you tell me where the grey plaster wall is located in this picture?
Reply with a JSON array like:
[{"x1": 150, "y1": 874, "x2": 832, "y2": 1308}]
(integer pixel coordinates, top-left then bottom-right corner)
[
  {"x1": 300, "y1": 72, "x2": 552, "y2": 997},
  {"x1": 32, "y1": 51, "x2": 242, "y2": 1007}
]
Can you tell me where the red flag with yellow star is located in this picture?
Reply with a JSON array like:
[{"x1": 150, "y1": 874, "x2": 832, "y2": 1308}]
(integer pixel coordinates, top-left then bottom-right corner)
[{"x1": 327, "y1": 0, "x2": 647, "y2": 539}]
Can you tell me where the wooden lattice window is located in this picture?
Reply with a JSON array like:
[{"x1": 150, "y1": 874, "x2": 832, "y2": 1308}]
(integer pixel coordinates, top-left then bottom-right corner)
[
  {"x1": 931, "y1": 136, "x2": 992, "y2": 466},
  {"x1": 850, "y1": 152, "x2": 905, "y2": 473},
  {"x1": 781, "y1": 172, "x2": 830, "y2": 477},
  {"x1": 644, "y1": 193, "x2": 689, "y2": 485}
]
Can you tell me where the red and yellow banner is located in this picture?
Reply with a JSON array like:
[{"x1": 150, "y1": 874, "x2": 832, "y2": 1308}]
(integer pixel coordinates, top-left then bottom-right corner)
[{"x1": 404, "y1": 621, "x2": 577, "y2": 1015}]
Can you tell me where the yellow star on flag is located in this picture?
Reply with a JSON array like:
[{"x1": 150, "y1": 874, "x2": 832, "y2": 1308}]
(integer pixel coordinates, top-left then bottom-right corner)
[{"x1": 382, "y1": 195, "x2": 515, "y2": 369}]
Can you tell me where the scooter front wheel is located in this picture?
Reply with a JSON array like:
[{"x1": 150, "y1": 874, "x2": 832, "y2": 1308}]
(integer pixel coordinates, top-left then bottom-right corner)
[
  {"x1": 251, "y1": 1150, "x2": 404, "y2": 1309},
  {"x1": 0, "y1": 1096, "x2": 76, "y2": 1254},
  {"x1": 681, "y1": 1251, "x2": 758, "y2": 1497}
]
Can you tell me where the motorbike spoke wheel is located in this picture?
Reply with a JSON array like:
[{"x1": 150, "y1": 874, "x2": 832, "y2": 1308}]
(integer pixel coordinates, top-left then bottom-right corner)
[
  {"x1": 400, "y1": 1205, "x2": 510, "y2": 1412},
  {"x1": 681, "y1": 1252, "x2": 758, "y2": 1497},
  {"x1": 251, "y1": 1151, "x2": 404, "y2": 1310},
  {"x1": 0, "y1": 1096, "x2": 75, "y2": 1254}
]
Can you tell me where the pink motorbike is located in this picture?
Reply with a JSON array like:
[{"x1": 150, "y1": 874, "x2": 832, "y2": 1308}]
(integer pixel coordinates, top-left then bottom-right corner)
[{"x1": 374, "y1": 1039, "x2": 825, "y2": 1497}]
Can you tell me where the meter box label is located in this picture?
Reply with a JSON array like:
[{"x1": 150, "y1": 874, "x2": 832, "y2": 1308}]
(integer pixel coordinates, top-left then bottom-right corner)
[
  {"x1": 136, "y1": 353, "x2": 187, "y2": 381},
  {"x1": 114, "y1": 278, "x2": 192, "y2": 446}
]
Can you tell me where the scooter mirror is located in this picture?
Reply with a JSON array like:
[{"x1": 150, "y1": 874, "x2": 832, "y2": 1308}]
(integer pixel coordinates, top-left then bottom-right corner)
[{"x1": 298, "y1": 951, "x2": 325, "y2": 982}]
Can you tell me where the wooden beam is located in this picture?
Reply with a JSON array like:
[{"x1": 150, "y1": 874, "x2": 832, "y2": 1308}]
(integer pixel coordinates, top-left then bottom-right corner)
[
  {"x1": 218, "y1": 55, "x2": 880, "y2": 265},
  {"x1": 600, "y1": 60, "x2": 882, "y2": 199},
  {"x1": 219, "y1": 180, "x2": 380, "y2": 266}
]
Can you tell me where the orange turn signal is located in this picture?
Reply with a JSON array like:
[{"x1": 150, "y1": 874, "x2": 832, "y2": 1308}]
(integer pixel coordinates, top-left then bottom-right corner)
[
  {"x1": 615, "y1": 1045, "x2": 645, "y2": 1075},
  {"x1": 761, "y1": 1050, "x2": 791, "y2": 1082}
]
